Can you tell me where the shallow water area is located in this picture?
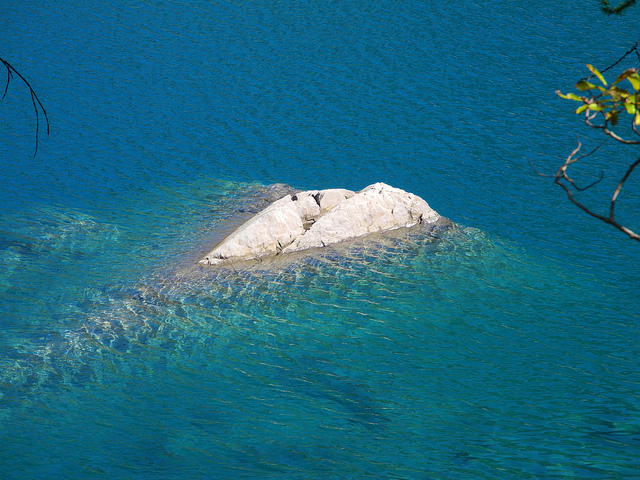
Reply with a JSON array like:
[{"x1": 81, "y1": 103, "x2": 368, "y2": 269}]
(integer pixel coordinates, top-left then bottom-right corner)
[{"x1": 2, "y1": 201, "x2": 638, "y2": 478}]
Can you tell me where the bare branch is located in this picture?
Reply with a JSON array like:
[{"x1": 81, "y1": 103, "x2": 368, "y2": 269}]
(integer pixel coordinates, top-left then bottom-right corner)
[
  {"x1": 567, "y1": 138, "x2": 584, "y2": 162},
  {"x1": 580, "y1": 37, "x2": 640, "y2": 84},
  {"x1": 560, "y1": 145, "x2": 640, "y2": 241},
  {"x1": 547, "y1": 138, "x2": 607, "y2": 191},
  {"x1": 574, "y1": 171, "x2": 605, "y2": 191},
  {"x1": 600, "y1": 0, "x2": 637, "y2": 15},
  {"x1": 0, "y1": 57, "x2": 50, "y2": 157},
  {"x1": 574, "y1": 139, "x2": 607, "y2": 163},
  {"x1": 585, "y1": 115, "x2": 640, "y2": 144},
  {"x1": 534, "y1": 137, "x2": 640, "y2": 242},
  {"x1": 553, "y1": 41, "x2": 640, "y2": 243},
  {"x1": 2, "y1": 67, "x2": 12, "y2": 100},
  {"x1": 555, "y1": 175, "x2": 640, "y2": 241},
  {"x1": 532, "y1": 139, "x2": 602, "y2": 184},
  {"x1": 529, "y1": 160, "x2": 558, "y2": 178},
  {"x1": 30, "y1": 91, "x2": 41, "y2": 157},
  {"x1": 610, "y1": 155, "x2": 640, "y2": 219},
  {"x1": 555, "y1": 176, "x2": 609, "y2": 222}
]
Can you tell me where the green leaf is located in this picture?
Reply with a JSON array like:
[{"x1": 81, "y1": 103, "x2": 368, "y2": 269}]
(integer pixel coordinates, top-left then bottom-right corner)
[
  {"x1": 635, "y1": 112, "x2": 640, "y2": 126},
  {"x1": 615, "y1": 68, "x2": 640, "y2": 89},
  {"x1": 609, "y1": 86, "x2": 630, "y2": 100},
  {"x1": 587, "y1": 64, "x2": 607, "y2": 86},
  {"x1": 628, "y1": 73, "x2": 640, "y2": 91},
  {"x1": 615, "y1": 68, "x2": 636, "y2": 83},
  {"x1": 575, "y1": 104, "x2": 589, "y2": 114},
  {"x1": 606, "y1": 110, "x2": 619, "y2": 126},
  {"x1": 565, "y1": 92, "x2": 583, "y2": 101},
  {"x1": 624, "y1": 101, "x2": 636, "y2": 114},
  {"x1": 576, "y1": 80, "x2": 598, "y2": 91},
  {"x1": 588, "y1": 103, "x2": 605, "y2": 111}
]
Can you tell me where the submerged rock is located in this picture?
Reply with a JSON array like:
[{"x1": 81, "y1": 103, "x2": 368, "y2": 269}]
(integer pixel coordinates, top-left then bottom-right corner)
[{"x1": 199, "y1": 182, "x2": 441, "y2": 265}]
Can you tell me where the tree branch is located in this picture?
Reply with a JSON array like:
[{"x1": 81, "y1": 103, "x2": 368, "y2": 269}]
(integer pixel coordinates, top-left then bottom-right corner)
[
  {"x1": 600, "y1": 0, "x2": 637, "y2": 15},
  {"x1": 534, "y1": 139, "x2": 640, "y2": 242},
  {"x1": 555, "y1": 138, "x2": 606, "y2": 191},
  {"x1": 0, "y1": 56, "x2": 49, "y2": 157},
  {"x1": 553, "y1": 41, "x2": 640, "y2": 243},
  {"x1": 610, "y1": 155, "x2": 640, "y2": 219},
  {"x1": 2, "y1": 66, "x2": 11, "y2": 100},
  {"x1": 585, "y1": 113, "x2": 640, "y2": 144}
]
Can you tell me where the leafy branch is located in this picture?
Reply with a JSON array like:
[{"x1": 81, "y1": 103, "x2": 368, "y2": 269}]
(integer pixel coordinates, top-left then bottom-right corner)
[
  {"x1": 557, "y1": 65, "x2": 640, "y2": 141},
  {"x1": 534, "y1": 65, "x2": 640, "y2": 242},
  {"x1": 1, "y1": 56, "x2": 50, "y2": 157}
]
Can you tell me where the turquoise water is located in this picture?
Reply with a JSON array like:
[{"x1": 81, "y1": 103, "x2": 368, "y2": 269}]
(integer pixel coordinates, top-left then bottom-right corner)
[{"x1": 1, "y1": 1, "x2": 640, "y2": 478}]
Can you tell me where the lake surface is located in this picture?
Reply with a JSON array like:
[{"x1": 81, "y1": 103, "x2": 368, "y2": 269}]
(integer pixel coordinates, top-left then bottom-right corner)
[{"x1": 1, "y1": 1, "x2": 639, "y2": 478}]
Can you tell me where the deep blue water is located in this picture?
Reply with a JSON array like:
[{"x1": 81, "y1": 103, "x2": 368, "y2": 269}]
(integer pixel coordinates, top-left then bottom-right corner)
[{"x1": 1, "y1": 1, "x2": 640, "y2": 478}]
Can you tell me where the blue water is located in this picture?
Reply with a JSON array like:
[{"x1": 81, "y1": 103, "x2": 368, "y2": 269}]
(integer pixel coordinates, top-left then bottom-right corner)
[{"x1": 2, "y1": 1, "x2": 640, "y2": 478}]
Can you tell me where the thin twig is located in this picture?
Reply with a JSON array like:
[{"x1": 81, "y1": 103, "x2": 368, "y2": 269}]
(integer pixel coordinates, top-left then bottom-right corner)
[
  {"x1": 600, "y1": 0, "x2": 638, "y2": 15},
  {"x1": 610, "y1": 155, "x2": 640, "y2": 219},
  {"x1": 533, "y1": 137, "x2": 640, "y2": 241},
  {"x1": 585, "y1": 116, "x2": 640, "y2": 144},
  {"x1": 555, "y1": 174, "x2": 640, "y2": 241},
  {"x1": 551, "y1": 138, "x2": 607, "y2": 191},
  {"x1": 0, "y1": 57, "x2": 50, "y2": 157},
  {"x1": 574, "y1": 171, "x2": 605, "y2": 191},
  {"x1": 553, "y1": 38, "x2": 640, "y2": 243},
  {"x1": 30, "y1": 91, "x2": 41, "y2": 157},
  {"x1": 528, "y1": 160, "x2": 555, "y2": 178},
  {"x1": 2, "y1": 67, "x2": 11, "y2": 100},
  {"x1": 554, "y1": 140, "x2": 640, "y2": 241},
  {"x1": 581, "y1": 35, "x2": 640, "y2": 83}
]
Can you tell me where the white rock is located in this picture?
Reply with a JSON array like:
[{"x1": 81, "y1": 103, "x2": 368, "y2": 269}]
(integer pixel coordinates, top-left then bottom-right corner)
[
  {"x1": 283, "y1": 183, "x2": 439, "y2": 253},
  {"x1": 317, "y1": 189, "x2": 354, "y2": 212},
  {"x1": 200, "y1": 183, "x2": 440, "y2": 265},
  {"x1": 201, "y1": 193, "x2": 317, "y2": 264}
]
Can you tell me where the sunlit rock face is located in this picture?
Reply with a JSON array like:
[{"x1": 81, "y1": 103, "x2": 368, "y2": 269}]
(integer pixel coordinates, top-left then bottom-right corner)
[{"x1": 199, "y1": 183, "x2": 441, "y2": 265}]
